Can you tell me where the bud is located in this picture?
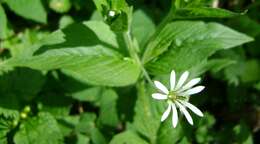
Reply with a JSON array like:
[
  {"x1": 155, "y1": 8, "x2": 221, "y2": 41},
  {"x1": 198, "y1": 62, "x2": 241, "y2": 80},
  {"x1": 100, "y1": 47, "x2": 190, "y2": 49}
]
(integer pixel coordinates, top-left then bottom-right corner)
[
  {"x1": 49, "y1": 0, "x2": 71, "y2": 13},
  {"x1": 23, "y1": 106, "x2": 31, "y2": 113},
  {"x1": 12, "y1": 120, "x2": 19, "y2": 127},
  {"x1": 20, "y1": 112, "x2": 27, "y2": 119},
  {"x1": 108, "y1": 10, "x2": 116, "y2": 17}
]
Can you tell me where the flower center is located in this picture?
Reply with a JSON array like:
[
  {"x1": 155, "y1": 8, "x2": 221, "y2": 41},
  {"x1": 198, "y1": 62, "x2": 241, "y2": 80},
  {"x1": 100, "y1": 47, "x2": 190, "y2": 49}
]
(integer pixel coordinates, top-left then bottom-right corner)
[
  {"x1": 168, "y1": 91, "x2": 178, "y2": 101},
  {"x1": 168, "y1": 91, "x2": 187, "y2": 102}
]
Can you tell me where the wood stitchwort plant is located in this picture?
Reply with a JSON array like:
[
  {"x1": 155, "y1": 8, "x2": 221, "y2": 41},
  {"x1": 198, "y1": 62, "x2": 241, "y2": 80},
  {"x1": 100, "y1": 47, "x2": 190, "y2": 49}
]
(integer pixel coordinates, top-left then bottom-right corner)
[{"x1": 0, "y1": 0, "x2": 258, "y2": 143}]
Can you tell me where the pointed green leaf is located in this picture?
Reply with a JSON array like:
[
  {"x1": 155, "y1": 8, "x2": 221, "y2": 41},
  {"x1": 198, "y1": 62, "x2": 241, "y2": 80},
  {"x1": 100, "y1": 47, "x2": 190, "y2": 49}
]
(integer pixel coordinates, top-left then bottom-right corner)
[
  {"x1": 7, "y1": 46, "x2": 140, "y2": 86},
  {"x1": 5, "y1": 21, "x2": 141, "y2": 87},
  {"x1": 144, "y1": 21, "x2": 253, "y2": 74},
  {"x1": 173, "y1": 7, "x2": 240, "y2": 19},
  {"x1": 6, "y1": 0, "x2": 47, "y2": 23}
]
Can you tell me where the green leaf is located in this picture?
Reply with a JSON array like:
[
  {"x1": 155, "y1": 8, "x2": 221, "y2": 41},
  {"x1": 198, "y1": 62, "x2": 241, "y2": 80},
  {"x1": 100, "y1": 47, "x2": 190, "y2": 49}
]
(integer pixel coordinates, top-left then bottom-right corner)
[
  {"x1": 75, "y1": 113, "x2": 106, "y2": 144},
  {"x1": 57, "y1": 115, "x2": 80, "y2": 137},
  {"x1": 37, "y1": 93, "x2": 73, "y2": 117},
  {"x1": 59, "y1": 15, "x2": 74, "y2": 29},
  {"x1": 98, "y1": 89, "x2": 119, "y2": 127},
  {"x1": 173, "y1": 7, "x2": 240, "y2": 19},
  {"x1": 39, "y1": 21, "x2": 121, "y2": 51},
  {"x1": 178, "y1": 137, "x2": 190, "y2": 144},
  {"x1": 0, "y1": 68, "x2": 45, "y2": 118},
  {"x1": 189, "y1": 59, "x2": 236, "y2": 78},
  {"x1": 109, "y1": 131, "x2": 149, "y2": 144},
  {"x1": 92, "y1": 0, "x2": 108, "y2": 14},
  {"x1": 0, "y1": 116, "x2": 16, "y2": 143},
  {"x1": 132, "y1": 82, "x2": 162, "y2": 143},
  {"x1": 132, "y1": 10, "x2": 155, "y2": 49},
  {"x1": 71, "y1": 87, "x2": 103, "y2": 103},
  {"x1": 14, "y1": 112, "x2": 63, "y2": 144},
  {"x1": 6, "y1": 46, "x2": 140, "y2": 86},
  {"x1": 110, "y1": 0, "x2": 129, "y2": 10},
  {"x1": 218, "y1": 49, "x2": 246, "y2": 85},
  {"x1": 82, "y1": 21, "x2": 121, "y2": 49},
  {"x1": 156, "y1": 121, "x2": 183, "y2": 144},
  {"x1": 224, "y1": 62, "x2": 245, "y2": 86},
  {"x1": 72, "y1": 87, "x2": 120, "y2": 127},
  {"x1": 0, "y1": 93, "x2": 20, "y2": 119},
  {"x1": 0, "y1": 4, "x2": 13, "y2": 39},
  {"x1": 90, "y1": 128, "x2": 107, "y2": 144},
  {"x1": 5, "y1": 0, "x2": 46, "y2": 23},
  {"x1": 76, "y1": 133, "x2": 90, "y2": 144},
  {"x1": 57, "y1": 114, "x2": 105, "y2": 144},
  {"x1": 5, "y1": 29, "x2": 50, "y2": 58},
  {"x1": 222, "y1": 58, "x2": 260, "y2": 85},
  {"x1": 240, "y1": 59, "x2": 260, "y2": 83},
  {"x1": 144, "y1": 21, "x2": 253, "y2": 74},
  {"x1": 233, "y1": 122, "x2": 253, "y2": 144},
  {"x1": 0, "y1": 68, "x2": 45, "y2": 101},
  {"x1": 75, "y1": 113, "x2": 96, "y2": 134},
  {"x1": 5, "y1": 22, "x2": 141, "y2": 86}
]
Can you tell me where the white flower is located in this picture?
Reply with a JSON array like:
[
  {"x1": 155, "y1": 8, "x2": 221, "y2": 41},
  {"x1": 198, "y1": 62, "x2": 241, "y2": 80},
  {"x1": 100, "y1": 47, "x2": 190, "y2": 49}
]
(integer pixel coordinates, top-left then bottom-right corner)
[{"x1": 152, "y1": 70, "x2": 204, "y2": 128}]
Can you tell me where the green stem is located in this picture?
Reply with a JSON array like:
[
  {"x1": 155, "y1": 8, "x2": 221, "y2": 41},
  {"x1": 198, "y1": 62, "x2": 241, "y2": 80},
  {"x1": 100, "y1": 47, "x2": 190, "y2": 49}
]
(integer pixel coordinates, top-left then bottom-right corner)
[{"x1": 123, "y1": 31, "x2": 154, "y2": 87}]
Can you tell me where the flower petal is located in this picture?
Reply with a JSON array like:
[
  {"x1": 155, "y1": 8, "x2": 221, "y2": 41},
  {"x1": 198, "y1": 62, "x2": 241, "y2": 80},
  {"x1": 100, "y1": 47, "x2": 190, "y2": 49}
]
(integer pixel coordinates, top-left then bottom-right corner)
[
  {"x1": 161, "y1": 103, "x2": 172, "y2": 122},
  {"x1": 154, "y1": 81, "x2": 169, "y2": 94},
  {"x1": 171, "y1": 103, "x2": 178, "y2": 128},
  {"x1": 175, "y1": 101, "x2": 193, "y2": 125},
  {"x1": 180, "y1": 101, "x2": 203, "y2": 117},
  {"x1": 170, "y1": 70, "x2": 176, "y2": 90},
  {"x1": 175, "y1": 71, "x2": 189, "y2": 90},
  {"x1": 179, "y1": 86, "x2": 205, "y2": 96},
  {"x1": 178, "y1": 78, "x2": 201, "y2": 93},
  {"x1": 152, "y1": 93, "x2": 168, "y2": 100}
]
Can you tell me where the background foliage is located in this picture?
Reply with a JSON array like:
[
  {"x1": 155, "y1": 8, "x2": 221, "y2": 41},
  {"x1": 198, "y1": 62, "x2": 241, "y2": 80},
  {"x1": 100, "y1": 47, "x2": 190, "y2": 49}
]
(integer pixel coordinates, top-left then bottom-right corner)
[{"x1": 0, "y1": 0, "x2": 259, "y2": 143}]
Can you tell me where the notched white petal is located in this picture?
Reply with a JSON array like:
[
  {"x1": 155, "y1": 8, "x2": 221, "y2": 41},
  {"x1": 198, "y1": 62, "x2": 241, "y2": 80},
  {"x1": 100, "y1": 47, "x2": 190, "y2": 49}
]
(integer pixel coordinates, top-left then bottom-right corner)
[
  {"x1": 179, "y1": 86, "x2": 205, "y2": 96},
  {"x1": 175, "y1": 101, "x2": 193, "y2": 125},
  {"x1": 161, "y1": 103, "x2": 172, "y2": 122},
  {"x1": 175, "y1": 71, "x2": 189, "y2": 90},
  {"x1": 180, "y1": 101, "x2": 203, "y2": 117},
  {"x1": 154, "y1": 81, "x2": 169, "y2": 94},
  {"x1": 171, "y1": 103, "x2": 178, "y2": 128},
  {"x1": 179, "y1": 78, "x2": 201, "y2": 93},
  {"x1": 170, "y1": 70, "x2": 176, "y2": 90},
  {"x1": 152, "y1": 93, "x2": 168, "y2": 100}
]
